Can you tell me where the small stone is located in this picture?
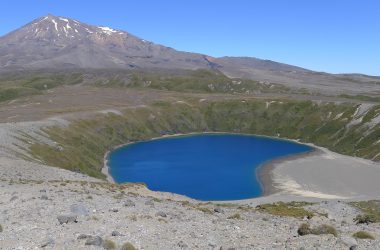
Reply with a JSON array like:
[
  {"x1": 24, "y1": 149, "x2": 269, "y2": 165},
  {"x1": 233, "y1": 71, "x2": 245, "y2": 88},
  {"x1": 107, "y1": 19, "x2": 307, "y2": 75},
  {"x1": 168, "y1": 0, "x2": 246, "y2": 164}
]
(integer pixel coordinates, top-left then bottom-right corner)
[
  {"x1": 41, "y1": 195, "x2": 48, "y2": 200},
  {"x1": 124, "y1": 200, "x2": 135, "y2": 207},
  {"x1": 10, "y1": 196, "x2": 18, "y2": 202},
  {"x1": 85, "y1": 236, "x2": 103, "y2": 246},
  {"x1": 77, "y1": 234, "x2": 91, "y2": 240},
  {"x1": 111, "y1": 231, "x2": 122, "y2": 236},
  {"x1": 178, "y1": 241, "x2": 188, "y2": 248},
  {"x1": 209, "y1": 243, "x2": 217, "y2": 248},
  {"x1": 57, "y1": 215, "x2": 78, "y2": 224},
  {"x1": 155, "y1": 211, "x2": 167, "y2": 217},
  {"x1": 313, "y1": 242, "x2": 321, "y2": 248},
  {"x1": 214, "y1": 207, "x2": 223, "y2": 213},
  {"x1": 40, "y1": 238, "x2": 54, "y2": 248},
  {"x1": 109, "y1": 208, "x2": 119, "y2": 213},
  {"x1": 40, "y1": 189, "x2": 47, "y2": 193}
]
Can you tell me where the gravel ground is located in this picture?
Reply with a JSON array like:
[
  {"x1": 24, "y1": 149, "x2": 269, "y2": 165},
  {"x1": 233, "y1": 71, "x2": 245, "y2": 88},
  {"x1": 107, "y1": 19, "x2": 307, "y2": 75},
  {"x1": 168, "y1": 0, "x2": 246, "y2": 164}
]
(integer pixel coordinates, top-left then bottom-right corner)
[{"x1": 1, "y1": 178, "x2": 380, "y2": 250}]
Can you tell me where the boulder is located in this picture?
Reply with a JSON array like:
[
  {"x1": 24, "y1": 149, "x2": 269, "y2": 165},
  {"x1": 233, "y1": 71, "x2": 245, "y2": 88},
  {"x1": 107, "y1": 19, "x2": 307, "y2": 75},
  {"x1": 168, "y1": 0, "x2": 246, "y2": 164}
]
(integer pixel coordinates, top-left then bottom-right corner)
[
  {"x1": 77, "y1": 234, "x2": 91, "y2": 240},
  {"x1": 85, "y1": 236, "x2": 103, "y2": 246},
  {"x1": 340, "y1": 236, "x2": 358, "y2": 249}
]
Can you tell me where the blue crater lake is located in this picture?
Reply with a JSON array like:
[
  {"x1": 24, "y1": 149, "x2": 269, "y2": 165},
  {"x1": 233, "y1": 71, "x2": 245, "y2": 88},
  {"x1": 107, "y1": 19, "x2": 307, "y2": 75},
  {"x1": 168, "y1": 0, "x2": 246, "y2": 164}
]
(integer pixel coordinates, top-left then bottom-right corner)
[{"x1": 108, "y1": 134, "x2": 313, "y2": 201}]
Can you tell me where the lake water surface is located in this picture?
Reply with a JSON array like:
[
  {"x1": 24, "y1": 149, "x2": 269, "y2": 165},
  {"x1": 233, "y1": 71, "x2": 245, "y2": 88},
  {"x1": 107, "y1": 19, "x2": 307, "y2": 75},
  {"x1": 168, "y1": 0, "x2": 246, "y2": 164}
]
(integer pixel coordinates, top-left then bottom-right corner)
[{"x1": 108, "y1": 134, "x2": 312, "y2": 200}]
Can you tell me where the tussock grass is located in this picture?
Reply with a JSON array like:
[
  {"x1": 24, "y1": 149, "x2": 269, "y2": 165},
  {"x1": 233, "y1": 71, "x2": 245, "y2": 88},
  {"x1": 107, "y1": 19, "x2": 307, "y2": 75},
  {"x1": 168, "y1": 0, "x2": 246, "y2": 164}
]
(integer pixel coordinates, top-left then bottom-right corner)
[
  {"x1": 196, "y1": 207, "x2": 213, "y2": 214},
  {"x1": 298, "y1": 223, "x2": 338, "y2": 237},
  {"x1": 353, "y1": 231, "x2": 375, "y2": 240},
  {"x1": 227, "y1": 213, "x2": 242, "y2": 220},
  {"x1": 103, "y1": 239, "x2": 117, "y2": 250},
  {"x1": 297, "y1": 223, "x2": 311, "y2": 236},
  {"x1": 120, "y1": 242, "x2": 138, "y2": 250},
  {"x1": 311, "y1": 224, "x2": 338, "y2": 237}
]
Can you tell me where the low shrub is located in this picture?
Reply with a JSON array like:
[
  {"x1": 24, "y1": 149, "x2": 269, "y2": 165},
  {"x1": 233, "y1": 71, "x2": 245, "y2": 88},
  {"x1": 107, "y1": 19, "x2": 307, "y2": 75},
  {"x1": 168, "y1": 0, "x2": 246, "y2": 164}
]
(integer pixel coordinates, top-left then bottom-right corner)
[
  {"x1": 181, "y1": 200, "x2": 190, "y2": 206},
  {"x1": 196, "y1": 207, "x2": 213, "y2": 214},
  {"x1": 312, "y1": 224, "x2": 338, "y2": 237},
  {"x1": 120, "y1": 242, "x2": 138, "y2": 250},
  {"x1": 354, "y1": 214, "x2": 377, "y2": 224},
  {"x1": 353, "y1": 231, "x2": 375, "y2": 240},
  {"x1": 103, "y1": 239, "x2": 116, "y2": 249},
  {"x1": 298, "y1": 223, "x2": 338, "y2": 237},
  {"x1": 297, "y1": 223, "x2": 311, "y2": 236},
  {"x1": 227, "y1": 213, "x2": 242, "y2": 220}
]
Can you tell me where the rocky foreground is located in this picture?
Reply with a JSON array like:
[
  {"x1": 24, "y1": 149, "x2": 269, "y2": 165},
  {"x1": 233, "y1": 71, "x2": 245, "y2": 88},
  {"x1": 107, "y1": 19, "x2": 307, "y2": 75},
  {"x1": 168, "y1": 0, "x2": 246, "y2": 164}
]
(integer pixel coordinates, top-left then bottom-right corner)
[{"x1": 0, "y1": 161, "x2": 379, "y2": 250}]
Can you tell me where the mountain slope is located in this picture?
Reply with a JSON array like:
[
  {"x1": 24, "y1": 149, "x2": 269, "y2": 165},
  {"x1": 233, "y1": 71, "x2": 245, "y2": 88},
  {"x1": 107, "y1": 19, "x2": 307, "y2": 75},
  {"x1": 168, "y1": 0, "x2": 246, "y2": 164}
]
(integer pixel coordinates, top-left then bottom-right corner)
[
  {"x1": 212, "y1": 57, "x2": 380, "y2": 93},
  {"x1": 0, "y1": 15, "x2": 213, "y2": 70}
]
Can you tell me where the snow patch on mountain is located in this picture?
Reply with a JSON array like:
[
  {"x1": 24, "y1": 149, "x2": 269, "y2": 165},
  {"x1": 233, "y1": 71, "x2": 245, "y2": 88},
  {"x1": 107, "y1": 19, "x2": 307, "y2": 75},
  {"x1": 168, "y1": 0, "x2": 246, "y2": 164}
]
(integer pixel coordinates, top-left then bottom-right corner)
[
  {"x1": 99, "y1": 26, "x2": 117, "y2": 35},
  {"x1": 51, "y1": 19, "x2": 58, "y2": 31},
  {"x1": 59, "y1": 17, "x2": 69, "y2": 22}
]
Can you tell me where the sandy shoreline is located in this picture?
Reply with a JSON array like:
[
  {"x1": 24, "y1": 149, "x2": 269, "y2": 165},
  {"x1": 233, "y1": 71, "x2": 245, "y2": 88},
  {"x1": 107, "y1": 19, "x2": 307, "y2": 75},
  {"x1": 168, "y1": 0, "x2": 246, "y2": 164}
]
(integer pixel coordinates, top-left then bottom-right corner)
[
  {"x1": 256, "y1": 148, "x2": 322, "y2": 196},
  {"x1": 102, "y1": 150, "x2": 116, "y2": 183},
  {"x1": 268, "y1": 145, "x2": 380, "y2": 200}
]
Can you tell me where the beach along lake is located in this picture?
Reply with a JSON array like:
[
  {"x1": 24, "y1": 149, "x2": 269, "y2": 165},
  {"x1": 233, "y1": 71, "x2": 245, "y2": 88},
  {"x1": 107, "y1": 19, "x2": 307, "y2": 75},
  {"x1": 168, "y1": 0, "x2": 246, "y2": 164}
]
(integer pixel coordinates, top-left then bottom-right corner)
[{"x1": 108, "y1": 134, "x2": 313, "y2": 201}]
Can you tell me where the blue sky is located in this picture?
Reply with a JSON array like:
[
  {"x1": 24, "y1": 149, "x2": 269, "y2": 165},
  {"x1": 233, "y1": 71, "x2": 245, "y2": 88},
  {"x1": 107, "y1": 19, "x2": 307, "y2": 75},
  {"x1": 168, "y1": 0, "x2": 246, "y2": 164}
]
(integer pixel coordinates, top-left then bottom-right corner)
[{"x1": 1, "y1": 0, "x2": 379, "y2": 75}]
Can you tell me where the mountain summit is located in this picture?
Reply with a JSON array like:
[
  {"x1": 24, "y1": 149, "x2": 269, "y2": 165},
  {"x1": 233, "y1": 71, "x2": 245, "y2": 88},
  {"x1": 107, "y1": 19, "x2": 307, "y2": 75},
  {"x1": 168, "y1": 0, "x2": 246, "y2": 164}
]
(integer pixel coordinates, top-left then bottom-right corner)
[{"x1": 0, "y1": 14, "x2": 212, "y2": 70}]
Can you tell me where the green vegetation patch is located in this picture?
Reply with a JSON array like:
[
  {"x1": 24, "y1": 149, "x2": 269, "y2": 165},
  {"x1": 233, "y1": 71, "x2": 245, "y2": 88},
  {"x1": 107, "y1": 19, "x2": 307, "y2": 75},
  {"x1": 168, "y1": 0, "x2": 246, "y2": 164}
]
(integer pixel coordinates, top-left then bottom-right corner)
[
  {"x1": 103, "y1": 239, "x2": 117, "y2": 250},
  {"x1": 0, "y1": 71, "x2": 85, "y2": 103},
  {"x1": 298, "y1": 223, "x2": 338, "y2": 237},
  {"x1": 339, "y1": 94, "x2": 380, "y2": 103},
  {"x1": 0, "y1": 87, "x2": 39, "y2": 102},
  {"x1": 120, "y1": 242, "x2": 138, "y2": 250},
  {"x1": 350, "y1": 200, "x2": 380, "y2": 224},
  {"x1": 256, "y1": 202, "x2": 314, "y2": 218},
  {"x1": 352, "y1": 231, "x2": 375, "y2": 240},
  {"x1": 128, "y1": 69, "x2": 290, "y2": 94}
]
